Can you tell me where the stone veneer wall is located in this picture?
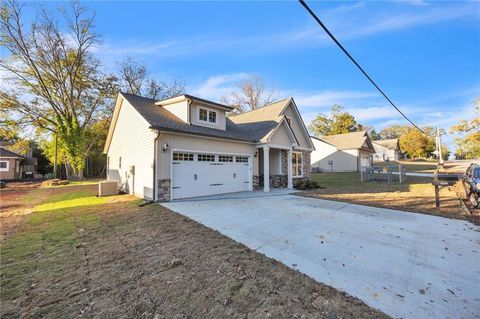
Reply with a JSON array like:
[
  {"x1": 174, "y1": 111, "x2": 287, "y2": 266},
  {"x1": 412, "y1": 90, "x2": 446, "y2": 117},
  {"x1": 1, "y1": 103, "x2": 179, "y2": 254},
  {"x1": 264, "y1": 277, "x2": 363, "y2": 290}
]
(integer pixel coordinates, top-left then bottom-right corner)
[
  {"x1": 157, "y1": 179, "x2": 171, "y2": 202},
  {"x1": 253, "y1": 175, "x2": 260, "y2": 190}
]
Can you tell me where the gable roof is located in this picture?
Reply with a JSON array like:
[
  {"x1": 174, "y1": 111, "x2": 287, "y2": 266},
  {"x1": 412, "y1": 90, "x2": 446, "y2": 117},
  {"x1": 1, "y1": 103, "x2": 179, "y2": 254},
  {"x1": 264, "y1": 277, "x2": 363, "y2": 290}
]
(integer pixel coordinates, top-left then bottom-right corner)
[
  {"x1": 373, "y1": 138, "x2": 399, "y2": 150},
  {"x1": 0, "y1": 147, "x2": 24, "y2": 159},
  {"x1": 104, "y1": 93, "x2": 314, "y2": 153},
  {"x1": 312, "y1": 131, "x2": 375, "y2": 151},
  {"x1": 229, "y1": 98, "x2": 314, "y2": 148}
]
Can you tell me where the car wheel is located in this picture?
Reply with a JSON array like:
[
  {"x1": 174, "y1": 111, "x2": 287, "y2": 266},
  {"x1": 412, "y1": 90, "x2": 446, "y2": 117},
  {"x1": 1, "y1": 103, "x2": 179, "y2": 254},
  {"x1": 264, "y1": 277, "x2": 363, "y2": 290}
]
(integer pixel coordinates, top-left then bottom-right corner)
[{"x1": 469, "y1": 192, "x2": 479, "y2": 208}]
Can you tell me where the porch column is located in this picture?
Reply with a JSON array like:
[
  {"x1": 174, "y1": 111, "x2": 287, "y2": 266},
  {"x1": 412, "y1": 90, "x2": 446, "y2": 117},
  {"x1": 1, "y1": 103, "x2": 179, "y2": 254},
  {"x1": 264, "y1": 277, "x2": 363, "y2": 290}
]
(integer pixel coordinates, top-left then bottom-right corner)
[
  {"x1": 287, "y1": 149, "x2": 293, "y2": 189},
  {"x1": 263, "y1": 145, "x2": 270, "y2": 192}
]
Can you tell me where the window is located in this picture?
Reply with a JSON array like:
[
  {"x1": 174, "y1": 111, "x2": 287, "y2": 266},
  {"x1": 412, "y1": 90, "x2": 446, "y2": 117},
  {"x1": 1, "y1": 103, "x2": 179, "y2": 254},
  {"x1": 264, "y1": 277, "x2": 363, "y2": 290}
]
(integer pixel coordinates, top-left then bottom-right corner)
[
  {"x1": 119, "y1": 156, "x2": 122, "y2": 169},
  {"x1": 107, "y1": 156, "x2": 110, "y2": 171},
  {"x1": 198, "y1": 154, "x2": 215, "y2": 161},
  {"x1": 15, "y1": 160, "x2": 19, "y2": 173},
  {"x1": 0, "y1": 161, "x2": 8, "y2": 171},
  {"x1": 236, "y1": 156, "x2": 248, "y2": 163},
  {"x1": 199, "y1": 108, "x2": 208, "y2": 121},
  {"x1": 208, "y1": 111, "x2": 217, "y2": 123},
  {"x1": 199, "y1": 108, "x2": 217, "y2": 124},
  {"x1": 292, "y1": 152, "x2": 303, "y2": 177},
  {"x1": 219, "y1": 155, "x2": 233, "y2": 162},
  {"x1": 173, "y1": 152, "x2": 194, "y2": 161}
]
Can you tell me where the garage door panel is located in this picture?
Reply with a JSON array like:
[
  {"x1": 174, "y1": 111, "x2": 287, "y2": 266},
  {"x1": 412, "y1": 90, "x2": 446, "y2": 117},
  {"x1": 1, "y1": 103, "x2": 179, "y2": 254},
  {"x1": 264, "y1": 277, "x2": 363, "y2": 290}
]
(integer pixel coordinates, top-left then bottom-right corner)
[{"x1": 172, "y1": 153, "x2": 251, "y2": 200}]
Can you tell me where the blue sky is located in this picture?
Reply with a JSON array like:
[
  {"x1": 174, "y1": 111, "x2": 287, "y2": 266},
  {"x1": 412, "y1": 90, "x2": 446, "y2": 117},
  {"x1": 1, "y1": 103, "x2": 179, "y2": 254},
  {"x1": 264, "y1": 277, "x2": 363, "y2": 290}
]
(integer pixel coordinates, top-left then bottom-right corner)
[{"x1": 8, "y1": 1, "x2": 480, "y2": 147}]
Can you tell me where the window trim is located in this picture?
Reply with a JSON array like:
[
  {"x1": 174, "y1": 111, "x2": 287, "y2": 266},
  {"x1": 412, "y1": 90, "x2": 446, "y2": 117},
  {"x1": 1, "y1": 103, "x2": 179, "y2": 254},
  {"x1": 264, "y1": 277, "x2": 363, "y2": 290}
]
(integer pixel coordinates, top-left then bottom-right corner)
[
  {"x1": 197, "y1": 154, "x2": 216, "y2": 162},
  {"x1": 197, "y1": 107, "x2": 219, "y2": 126},
  {"x1": 173, "y1": 152, "x2": 194, "y2": 161},
  {"x1": 218, "y1": 155, "x2": 233, "y2": 162},
  {"x1": 292, "y1": 152, "x2": 303, "y2": 178},
  {"x1": 0, "y1": 160, "x2": 8, "y2": 172}
]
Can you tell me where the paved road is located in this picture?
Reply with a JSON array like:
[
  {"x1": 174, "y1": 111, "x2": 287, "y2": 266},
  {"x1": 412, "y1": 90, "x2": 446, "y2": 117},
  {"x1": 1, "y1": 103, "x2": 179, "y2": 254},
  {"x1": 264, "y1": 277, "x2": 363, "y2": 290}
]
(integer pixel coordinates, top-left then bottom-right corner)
[{"x1": 163, "y1": 194, "x2": 480, "y2": 319}]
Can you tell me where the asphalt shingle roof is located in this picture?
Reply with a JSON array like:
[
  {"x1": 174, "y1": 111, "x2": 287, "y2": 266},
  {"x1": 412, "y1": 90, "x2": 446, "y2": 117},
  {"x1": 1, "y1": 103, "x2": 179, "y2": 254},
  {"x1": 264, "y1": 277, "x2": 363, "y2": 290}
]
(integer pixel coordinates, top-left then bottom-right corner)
[
  {"x1": 373, "y1": 138, "x2": 399, "y2": 150},
  {"x1": 121, "y1": 92, "x2": 288, "y2": 143},
  {"x1": 0, "y1": 147, "x2": 24, "y2": 158},
  {"x1": 313, "y1": 131, "x2": 371, "y2": 150}
]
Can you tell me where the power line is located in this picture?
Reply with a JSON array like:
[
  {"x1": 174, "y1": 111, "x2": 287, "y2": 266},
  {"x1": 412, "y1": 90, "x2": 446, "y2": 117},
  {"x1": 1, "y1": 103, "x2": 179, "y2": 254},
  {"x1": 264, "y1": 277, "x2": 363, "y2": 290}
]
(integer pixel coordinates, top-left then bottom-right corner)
[{"x1": 298, "y1": 0, "x2": 428, "y2": 135}]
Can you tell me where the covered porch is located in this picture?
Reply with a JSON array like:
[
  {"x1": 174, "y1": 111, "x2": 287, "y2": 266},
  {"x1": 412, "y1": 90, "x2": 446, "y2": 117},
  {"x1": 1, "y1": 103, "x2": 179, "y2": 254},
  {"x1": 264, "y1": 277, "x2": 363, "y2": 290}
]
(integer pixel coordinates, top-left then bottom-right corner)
[{"x1": 257, "y1": 145, "x2": 294, "y2": 192}]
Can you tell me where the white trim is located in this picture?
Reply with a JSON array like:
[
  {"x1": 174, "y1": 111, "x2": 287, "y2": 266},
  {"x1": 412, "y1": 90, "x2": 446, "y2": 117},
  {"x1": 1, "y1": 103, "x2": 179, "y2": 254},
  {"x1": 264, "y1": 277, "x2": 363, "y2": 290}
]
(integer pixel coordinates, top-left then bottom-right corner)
[
  {"x1": 263, "y1": 145, "x2": 270, "y2": 192},
  {"x1": 280, "y1": 98, "x2": 315, "y2": 150},
  {"x1": 287, "y1": 150, "x2": 293, "y2": 188},
  {"x1": 172, "y1": 148, "x2": 252, "y2": 157},
  {"x1": 292, "y1": 151, "x2": 303, "y2": 178},
  {"x1": 159, "y1": 131, "x2": 254, "y2": 145},
  {"x1": 0, "y1": 160, "x2": 9, "y2": 172},
  {"x1": 196, "y1": 106, "x2": 220, "y2": 127},
  {"x1": 255, "y1": 143, "x2": 291, "y2": 150}
]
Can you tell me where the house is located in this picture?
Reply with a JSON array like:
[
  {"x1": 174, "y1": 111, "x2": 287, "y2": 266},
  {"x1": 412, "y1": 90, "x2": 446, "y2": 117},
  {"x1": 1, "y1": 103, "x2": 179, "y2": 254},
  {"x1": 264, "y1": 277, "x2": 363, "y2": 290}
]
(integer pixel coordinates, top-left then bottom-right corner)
[
  {"x1": 103, "y1": 92, "x2": 314, "y2": 201},
  {"x1": 310, "y1": 131, "x2": 375, "y2": 172},
  {"x1": 0, "y1": 148, "x2": 38, "y2": 180},
  {"x1": 373, "y1": 139, "x2": 401, "y2": 161}
]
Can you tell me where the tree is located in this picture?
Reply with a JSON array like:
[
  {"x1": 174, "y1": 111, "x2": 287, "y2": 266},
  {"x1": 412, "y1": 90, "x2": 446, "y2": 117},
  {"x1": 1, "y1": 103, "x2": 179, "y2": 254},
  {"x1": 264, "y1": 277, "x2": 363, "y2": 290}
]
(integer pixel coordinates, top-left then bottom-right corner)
[
  {"x1": 117, "y1": 57, "x2": 185, "y2": 100},
  {"x1": 379, "y1": 125, "x2": 411, "y2": 139},
  {"x1": 399, "y1": 128, "x2": 435, "y2": 158},
  {"x1": 366, "y1": 128, "x2": 381, "y2": 140},
  {"x1": 450, "y1": 98, "x2": 480, "y2": 159},
  {"x1": 221, "y1": 75, "x2": 276, "y2": 113},
  {"x1": 441, "y1": 144, "x2": 451, "y2": 161},
  {"x1": 309, "y1": 105, "x2": 365, "y2": 136},
  {"x1": 1, "y1": 1, "x2": 117, "y2": 178}
]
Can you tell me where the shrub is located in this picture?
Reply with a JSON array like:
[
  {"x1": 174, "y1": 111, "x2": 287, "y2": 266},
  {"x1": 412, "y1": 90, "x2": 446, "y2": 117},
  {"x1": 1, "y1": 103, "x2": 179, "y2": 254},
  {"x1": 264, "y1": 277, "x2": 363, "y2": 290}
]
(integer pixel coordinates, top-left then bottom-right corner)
[{"x1": 294, "y1": 180, "x2": 320, "y2": 190}]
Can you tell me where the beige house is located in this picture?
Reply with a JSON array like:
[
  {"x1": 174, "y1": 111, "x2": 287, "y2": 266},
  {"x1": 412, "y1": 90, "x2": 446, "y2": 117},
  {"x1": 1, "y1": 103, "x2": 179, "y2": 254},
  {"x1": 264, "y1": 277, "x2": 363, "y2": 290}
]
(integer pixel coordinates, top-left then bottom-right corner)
[
  {"x1": 373, "y1": 139, "x2": 401, "y2": 161},
  {"x1": 103, "y1": 93, "x2": 314, "y2": 201},
  {"x1": 310, "y1": 131, "x2": 375, "y2": 172}
]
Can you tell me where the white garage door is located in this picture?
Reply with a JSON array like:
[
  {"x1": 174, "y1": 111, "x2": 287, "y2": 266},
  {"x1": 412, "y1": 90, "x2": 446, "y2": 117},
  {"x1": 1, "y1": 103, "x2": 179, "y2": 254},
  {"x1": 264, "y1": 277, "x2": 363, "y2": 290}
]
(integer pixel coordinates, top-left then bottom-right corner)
[{"x1": 172, "y1": 152, "x2": 251, "y2": 200}]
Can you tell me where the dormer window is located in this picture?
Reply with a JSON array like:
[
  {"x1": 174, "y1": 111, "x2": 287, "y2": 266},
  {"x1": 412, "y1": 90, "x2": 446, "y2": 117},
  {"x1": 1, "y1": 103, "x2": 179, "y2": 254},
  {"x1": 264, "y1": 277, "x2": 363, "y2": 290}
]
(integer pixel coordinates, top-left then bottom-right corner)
[
  {"x1": 199, "y1": 108, "x2": 208, "y2": 121},
  {"x1": 208, "y1": 110, "x2": 217, "y2": 123},
  {"x1": 198, "y1": 107, "x2": 217, "y2": 124}
]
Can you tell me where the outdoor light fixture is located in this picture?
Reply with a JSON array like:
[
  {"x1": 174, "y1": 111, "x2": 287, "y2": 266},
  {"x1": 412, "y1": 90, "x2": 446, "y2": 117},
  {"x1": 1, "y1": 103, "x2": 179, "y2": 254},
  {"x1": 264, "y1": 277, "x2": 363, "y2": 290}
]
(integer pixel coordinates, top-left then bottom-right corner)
[
  {"x1": 162, "y1": 143, "x2": 169, "y2": 152},
  {"x1": 254, "y1": 151, "x2": 258, "y2": 158}
]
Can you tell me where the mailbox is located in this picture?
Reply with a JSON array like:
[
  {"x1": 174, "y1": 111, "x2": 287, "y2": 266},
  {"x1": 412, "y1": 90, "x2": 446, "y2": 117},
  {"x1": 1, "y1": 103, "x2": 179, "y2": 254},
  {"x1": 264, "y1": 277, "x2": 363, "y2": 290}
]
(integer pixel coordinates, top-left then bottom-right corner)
[
  {"x1": 432, "y1": 174, "x2": 459, "y2": 207},
  {"x1": 432, "y1": 174, "x2": 458, "y2": 186}
]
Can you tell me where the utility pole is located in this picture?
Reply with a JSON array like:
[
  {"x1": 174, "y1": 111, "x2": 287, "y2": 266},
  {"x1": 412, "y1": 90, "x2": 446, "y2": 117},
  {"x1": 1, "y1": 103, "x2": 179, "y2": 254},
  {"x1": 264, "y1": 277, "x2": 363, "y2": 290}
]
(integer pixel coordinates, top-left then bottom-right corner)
[{"x1": 436, "y1": 127, "x2": 444, "y2": 165}]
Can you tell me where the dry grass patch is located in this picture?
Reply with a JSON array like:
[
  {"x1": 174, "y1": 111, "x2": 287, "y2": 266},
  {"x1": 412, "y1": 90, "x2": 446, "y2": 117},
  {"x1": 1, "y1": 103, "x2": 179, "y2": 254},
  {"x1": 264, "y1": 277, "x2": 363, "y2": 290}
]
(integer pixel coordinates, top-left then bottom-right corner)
[
  {"x1": 302, "y1": 172, "x2": 468, "y2": 221},
  {"x1": 1, "y1": 183, "x2": 388, "y2": 318}
]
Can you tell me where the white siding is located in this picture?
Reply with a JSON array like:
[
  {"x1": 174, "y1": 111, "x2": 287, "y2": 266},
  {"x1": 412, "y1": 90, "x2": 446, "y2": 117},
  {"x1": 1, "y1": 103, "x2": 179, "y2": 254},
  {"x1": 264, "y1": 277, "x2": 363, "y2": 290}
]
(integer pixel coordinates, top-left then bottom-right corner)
[
  {"x1": 107, "y1": 98, "x2": 156, "y2": 199},
  {"x1": 283, "y1": 107, "x2": 311, "y2": 149},
  {"x1": 311, "y1": 138, "x2": 359, "y2": 172},
  {"x1": 162, "y1": 100, "x2": 189, "y2": 123},
  {"x1": 270, "y1": 122, "x2": 294, "y2": 147},
  {"x1": 156, "y1": 132, "x2": 257, "y2": 180}
]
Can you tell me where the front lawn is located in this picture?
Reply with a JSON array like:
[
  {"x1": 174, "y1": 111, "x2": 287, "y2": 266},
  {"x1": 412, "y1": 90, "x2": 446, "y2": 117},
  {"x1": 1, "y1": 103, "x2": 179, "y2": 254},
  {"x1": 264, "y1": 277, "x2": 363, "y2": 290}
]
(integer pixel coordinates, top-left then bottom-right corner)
[
  {"x1": 304, "y1": 172, "x2": 468, "y2": 221},
  {"x1": 0, "y1": 183, "x2": 387, "y2": 318}
]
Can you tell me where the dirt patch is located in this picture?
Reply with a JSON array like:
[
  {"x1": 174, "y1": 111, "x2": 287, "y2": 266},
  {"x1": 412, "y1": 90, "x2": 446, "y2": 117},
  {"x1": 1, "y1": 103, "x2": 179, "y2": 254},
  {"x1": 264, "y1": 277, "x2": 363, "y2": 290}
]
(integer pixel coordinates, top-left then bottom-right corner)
[{"x1": 0, "y1": 186, "x2": 388, "y2": 318}]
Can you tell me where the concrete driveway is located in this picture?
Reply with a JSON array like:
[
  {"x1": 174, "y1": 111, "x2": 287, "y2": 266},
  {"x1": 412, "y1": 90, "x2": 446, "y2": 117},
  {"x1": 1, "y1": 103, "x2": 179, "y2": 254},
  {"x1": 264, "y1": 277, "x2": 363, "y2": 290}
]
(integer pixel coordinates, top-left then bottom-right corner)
[{"x1": 162, "y1": 194, "x2": 480, "y2": 319}]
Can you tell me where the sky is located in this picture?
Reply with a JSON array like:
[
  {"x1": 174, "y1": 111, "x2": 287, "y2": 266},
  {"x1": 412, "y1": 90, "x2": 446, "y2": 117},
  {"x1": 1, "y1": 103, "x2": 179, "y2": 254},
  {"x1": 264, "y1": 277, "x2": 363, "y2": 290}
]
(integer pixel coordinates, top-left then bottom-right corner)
[{"x1": 5, "y1": 0, "x2": 480, "y2": 149}]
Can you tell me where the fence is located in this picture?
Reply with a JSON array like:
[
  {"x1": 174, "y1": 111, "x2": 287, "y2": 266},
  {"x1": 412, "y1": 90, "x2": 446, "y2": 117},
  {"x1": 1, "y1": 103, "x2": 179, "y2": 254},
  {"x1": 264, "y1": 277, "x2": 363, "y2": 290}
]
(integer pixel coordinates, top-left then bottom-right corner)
[{"x1": 360, "y1": 164, "x2": 406, "y2": 183}]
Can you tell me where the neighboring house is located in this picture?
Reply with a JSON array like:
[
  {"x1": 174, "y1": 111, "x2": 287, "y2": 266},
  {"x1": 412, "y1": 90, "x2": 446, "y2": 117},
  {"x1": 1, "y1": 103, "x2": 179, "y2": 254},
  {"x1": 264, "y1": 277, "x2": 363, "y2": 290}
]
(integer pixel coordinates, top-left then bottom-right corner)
[
  {"x1": 0, "y1": 148, "x2": 23, "y2": 180},
  {"x1": 373, "y1": 139, "x2": 401, "y2": 161},
  {"x1": 310, "y1": 131, "x2": 375, "y2": 172},
  {"x1": 103, "y1": 92, "x2": 314, "y2": 201}
]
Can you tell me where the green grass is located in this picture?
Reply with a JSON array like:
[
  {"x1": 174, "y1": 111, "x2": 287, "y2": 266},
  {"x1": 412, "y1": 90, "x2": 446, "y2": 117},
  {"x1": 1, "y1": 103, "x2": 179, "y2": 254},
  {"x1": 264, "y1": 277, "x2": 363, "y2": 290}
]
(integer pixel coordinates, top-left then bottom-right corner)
[
  {"x1": 310, "y1": 172, "x2": 432, "y2": 194},
  {"x1": 0, "y1": 185, "x2": 107, "y2": 300}
]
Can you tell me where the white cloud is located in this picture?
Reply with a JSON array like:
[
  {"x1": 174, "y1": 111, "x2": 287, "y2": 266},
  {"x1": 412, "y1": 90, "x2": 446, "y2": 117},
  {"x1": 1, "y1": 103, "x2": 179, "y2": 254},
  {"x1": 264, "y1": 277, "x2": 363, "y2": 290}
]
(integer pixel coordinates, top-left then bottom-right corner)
[
  {"x1": 191, "y1": 72, "x2": 250, "y2": 101},
  {"x1": 94, "y1": 1, "x2": 478, "y2": 62}
]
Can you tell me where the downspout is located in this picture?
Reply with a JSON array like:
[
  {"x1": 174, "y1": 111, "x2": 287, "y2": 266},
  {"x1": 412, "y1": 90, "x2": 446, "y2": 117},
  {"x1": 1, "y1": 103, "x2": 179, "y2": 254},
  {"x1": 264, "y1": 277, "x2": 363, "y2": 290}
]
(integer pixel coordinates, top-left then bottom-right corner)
[
  {"x1": 186, "y1": 98, "x2": 193, "y2": 124},
  {"x1": 152, "y1": 130, "x2": 161, "y2": 202}
]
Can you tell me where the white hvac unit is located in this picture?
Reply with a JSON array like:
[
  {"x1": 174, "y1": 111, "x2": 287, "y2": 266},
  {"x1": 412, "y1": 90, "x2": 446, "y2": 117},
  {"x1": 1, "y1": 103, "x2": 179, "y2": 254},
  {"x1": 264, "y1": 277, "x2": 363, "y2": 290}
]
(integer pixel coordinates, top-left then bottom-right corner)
[{"x1": 98, "y1": 180, "x2": 118, "y2": 196}]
